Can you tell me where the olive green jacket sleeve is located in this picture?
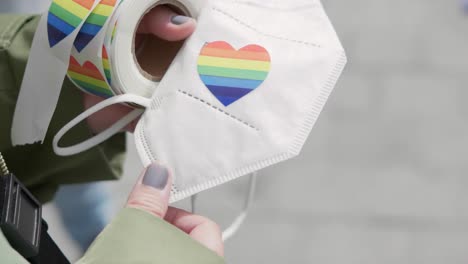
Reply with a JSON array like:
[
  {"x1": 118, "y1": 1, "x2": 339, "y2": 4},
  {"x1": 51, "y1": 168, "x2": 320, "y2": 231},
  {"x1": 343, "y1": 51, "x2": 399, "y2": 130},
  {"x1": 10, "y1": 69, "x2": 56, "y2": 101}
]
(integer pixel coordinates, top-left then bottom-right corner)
[
  {"x1": 0, "y1": 14, "x2": 225, "y2": 264},
  {"x1": 0, "y1": 14, "x2": 126, "y2": 202},
  {"x1": 0, "y1": 208, "x2": 224, "y2": 264},
  {"x1": 77, "y1": 208, "x2": 224, "y2": 264}
]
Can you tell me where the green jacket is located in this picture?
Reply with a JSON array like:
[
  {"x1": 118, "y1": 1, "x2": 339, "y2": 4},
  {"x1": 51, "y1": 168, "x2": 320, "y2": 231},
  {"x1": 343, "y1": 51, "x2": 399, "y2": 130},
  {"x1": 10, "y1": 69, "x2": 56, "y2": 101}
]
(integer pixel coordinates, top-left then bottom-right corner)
[{"x1": 0, "y1": 14, "x2": 224, "y2": 264}]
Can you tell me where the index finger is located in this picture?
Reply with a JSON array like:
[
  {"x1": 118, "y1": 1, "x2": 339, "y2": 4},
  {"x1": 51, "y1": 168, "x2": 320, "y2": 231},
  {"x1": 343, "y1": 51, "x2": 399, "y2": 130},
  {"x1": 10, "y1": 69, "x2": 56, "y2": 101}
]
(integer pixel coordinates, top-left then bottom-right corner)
[{"x1": 165, "y1": 207, "x2": 224, "y2": 257}]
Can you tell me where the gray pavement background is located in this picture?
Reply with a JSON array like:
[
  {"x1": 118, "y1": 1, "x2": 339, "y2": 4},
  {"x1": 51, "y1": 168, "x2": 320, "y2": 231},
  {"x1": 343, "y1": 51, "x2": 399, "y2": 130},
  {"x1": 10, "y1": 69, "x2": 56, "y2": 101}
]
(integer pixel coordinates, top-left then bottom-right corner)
[{"x1": 42, "y1": 0, "x2": 468, "y2": 263}]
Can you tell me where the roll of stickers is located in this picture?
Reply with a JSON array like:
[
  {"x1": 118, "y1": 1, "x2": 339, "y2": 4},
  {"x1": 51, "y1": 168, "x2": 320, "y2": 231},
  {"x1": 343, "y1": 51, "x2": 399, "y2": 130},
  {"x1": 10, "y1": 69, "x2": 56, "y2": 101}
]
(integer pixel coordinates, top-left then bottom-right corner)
[
  {"x1": 11, "y1": 0, "x2": 204, "y2": 145},
  {"x1": 66, "y1": 0, "x2": 120, "y2": 99}
]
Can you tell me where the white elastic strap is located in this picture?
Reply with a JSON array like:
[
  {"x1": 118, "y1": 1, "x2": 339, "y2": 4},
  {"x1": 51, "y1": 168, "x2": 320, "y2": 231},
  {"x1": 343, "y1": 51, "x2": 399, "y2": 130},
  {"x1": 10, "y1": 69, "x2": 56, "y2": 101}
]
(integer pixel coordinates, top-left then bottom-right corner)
[
  {"x1": 191, "y1": 194, "x2": 198, "y2": 214},
  {"x1": 53, "y1": 94, "x2": 150, "y2": 156},
  {"x1": 189, "y1": 173, "x2": 257, "y2": 240},
  {"x1": 222, "y1": 172, "x2": 257, "y2": 241}
]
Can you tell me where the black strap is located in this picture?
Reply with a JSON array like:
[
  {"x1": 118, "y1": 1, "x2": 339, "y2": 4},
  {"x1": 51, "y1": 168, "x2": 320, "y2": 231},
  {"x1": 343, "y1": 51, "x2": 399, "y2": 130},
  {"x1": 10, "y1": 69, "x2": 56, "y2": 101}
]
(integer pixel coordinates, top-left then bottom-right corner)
[
  {"x1": 0, "y1": 173, "x2": 70, "y2": 264},
  {"x1": 28, "y1": 221, "x2": 70, "y2": 264}
]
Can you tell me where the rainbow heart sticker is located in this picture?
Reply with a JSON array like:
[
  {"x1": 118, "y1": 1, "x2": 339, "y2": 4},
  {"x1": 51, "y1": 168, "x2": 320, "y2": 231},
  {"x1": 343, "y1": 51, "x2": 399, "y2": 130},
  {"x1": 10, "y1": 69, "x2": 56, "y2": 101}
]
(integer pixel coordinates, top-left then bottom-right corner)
[
  {"x1": 68, "y1": 56, "x2": 113, "y2": 98},
  {"x1": 197, "y1": 41, "x2": 271, "y2": 106},
  {"x1": 47, "y1": 0, "x2": 95, "y2": 47},
  {"x1": 74, "y1": 0, "x2": 117, "y2": 52}
]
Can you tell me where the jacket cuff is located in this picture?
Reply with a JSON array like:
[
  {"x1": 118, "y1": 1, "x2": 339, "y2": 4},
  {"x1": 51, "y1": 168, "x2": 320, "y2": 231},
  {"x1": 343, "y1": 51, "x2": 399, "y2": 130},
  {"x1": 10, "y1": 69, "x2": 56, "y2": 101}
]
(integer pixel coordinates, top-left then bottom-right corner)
[{"x1": 77, "y1": 208, "x2": 225, "y2": 264}]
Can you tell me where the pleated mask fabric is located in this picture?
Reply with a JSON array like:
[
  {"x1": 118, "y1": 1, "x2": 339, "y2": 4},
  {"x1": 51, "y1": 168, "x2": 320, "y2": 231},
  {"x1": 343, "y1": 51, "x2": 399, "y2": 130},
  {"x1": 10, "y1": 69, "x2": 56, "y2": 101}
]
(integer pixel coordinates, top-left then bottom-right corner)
[
  {"x1": 133, "y1": 0, "x2": 347, "y2": 202},
  {"x1": 52, "y1": 0, "x2": 347, "y2": 202}
]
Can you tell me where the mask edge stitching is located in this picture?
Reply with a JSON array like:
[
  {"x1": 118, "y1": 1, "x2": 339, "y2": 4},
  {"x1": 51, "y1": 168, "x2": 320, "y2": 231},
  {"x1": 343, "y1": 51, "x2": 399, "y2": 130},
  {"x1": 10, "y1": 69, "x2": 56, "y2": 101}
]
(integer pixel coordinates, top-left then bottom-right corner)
[
  {"x1": 139, "y1": 124, "x2": 157, "y2": 165},
  {"x1": 169, "y1": 151, "x2": 293, "y2": 203},
  {"x1": 139, "y1": 119, "x2": 181, "y2": 195},
  {"x1": 169, "y1": 51, "x2": 347, "y2": 202},
  {"x1": 150, "y1": 96, "x2": 164, "y2": 110},
  {"x1": 288, "y1": 51, "x2": 347, "y2": 155}
]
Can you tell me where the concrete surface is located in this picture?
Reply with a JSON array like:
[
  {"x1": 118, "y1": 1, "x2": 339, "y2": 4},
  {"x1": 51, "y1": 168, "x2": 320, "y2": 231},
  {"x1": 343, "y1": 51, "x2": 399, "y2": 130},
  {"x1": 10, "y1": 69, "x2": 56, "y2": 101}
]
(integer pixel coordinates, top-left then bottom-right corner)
[{"x1": 42, "y1": 0, "x2": 468, "y2": 263}]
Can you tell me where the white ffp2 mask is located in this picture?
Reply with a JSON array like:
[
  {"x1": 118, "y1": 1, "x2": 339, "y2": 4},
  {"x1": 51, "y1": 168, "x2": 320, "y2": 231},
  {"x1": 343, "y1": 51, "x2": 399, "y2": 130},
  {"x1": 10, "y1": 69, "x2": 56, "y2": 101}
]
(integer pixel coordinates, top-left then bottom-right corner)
[{"x1": 54, "y1": 0, "x2": 347, "y2": 203}]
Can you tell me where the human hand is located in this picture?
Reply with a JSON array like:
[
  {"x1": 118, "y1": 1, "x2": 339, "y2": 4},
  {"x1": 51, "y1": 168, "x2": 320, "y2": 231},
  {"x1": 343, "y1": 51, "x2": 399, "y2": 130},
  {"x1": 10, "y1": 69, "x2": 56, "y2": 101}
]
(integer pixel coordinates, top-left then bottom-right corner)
[
  {"x1": 83, "y1": 5, "x2": 196, "y2": 134},
  {"x1": 126, "y1": 163, "x2": 224, "y2": 256}
]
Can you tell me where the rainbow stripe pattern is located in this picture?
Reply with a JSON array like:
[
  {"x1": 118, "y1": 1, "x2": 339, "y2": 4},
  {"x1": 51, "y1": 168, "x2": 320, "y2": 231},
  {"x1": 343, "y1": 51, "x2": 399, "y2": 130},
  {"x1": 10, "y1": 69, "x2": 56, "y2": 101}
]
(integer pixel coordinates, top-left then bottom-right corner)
[
  {"x1": 197, "y1": 41, "x2": 271, "y2": 106},
  {"x1": 102, "y1": 45, "x2": 111, "y2": 85},
  {"x1": 47, "y1": 0, "x2": 95, "y2": 47},
  {"x1": 74, "y1": 0, "x2": 117, "y2": 52},
  {"x1": 68, "y1": 56, "x2": 113, "y2": 98},
  {"x1": 110, "y1": 20, "x2": 117, "y2": 44}
]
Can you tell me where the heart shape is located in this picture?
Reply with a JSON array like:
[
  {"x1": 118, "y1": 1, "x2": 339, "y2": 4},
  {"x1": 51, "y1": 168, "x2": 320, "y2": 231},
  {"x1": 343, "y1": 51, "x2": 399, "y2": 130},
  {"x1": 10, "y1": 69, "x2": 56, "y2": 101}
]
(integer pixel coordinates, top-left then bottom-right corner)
[
  {"x1": 47, "y1": 0, "x2": 95, "y2": 47},
  {"x1": 74, "y1": 0, "x2": 117, "y2": 52},
  {"x1": 68, "y1": 55, "x2": 113, "y2": 98},
  {"x1": 197, "y1": 41, "x2": 271, "y2": 106}
]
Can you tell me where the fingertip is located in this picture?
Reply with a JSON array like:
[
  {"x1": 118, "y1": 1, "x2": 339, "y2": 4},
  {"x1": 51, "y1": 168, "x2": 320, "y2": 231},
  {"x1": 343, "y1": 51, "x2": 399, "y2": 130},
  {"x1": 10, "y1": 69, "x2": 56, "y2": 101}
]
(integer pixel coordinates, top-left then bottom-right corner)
[
  {"x1": 205, "y1": 220, "x2": 224, "y2": 257},
  {"x1": 141, "y1": 162, "x2": 173, "y2": 192},
  {"x1": 165, "y1": 207, "x2": 224, "y2": 257},
  {"x1": 166, "y1": 17, "x2": 197, "y2": 41},
  {"x1": 139, "y1": 5, "x2": 196, "y2": 41},
  {"x1": 126, "y1": 162, "x2": 173, "y2": 218},
  {"x1": 190, "y1": 220, "x2": 224, "y2": 257}
]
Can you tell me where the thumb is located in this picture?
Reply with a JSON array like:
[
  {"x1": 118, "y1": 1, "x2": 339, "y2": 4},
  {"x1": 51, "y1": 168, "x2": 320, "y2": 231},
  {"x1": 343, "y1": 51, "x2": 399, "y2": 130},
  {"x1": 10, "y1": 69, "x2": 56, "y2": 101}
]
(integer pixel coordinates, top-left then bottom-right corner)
[
  {"x1": 138, "y1": 5, "x2": 196, "y2": 41},
  {"x1": 126, "y1": 163, "x2": 172, "y2": 218}
]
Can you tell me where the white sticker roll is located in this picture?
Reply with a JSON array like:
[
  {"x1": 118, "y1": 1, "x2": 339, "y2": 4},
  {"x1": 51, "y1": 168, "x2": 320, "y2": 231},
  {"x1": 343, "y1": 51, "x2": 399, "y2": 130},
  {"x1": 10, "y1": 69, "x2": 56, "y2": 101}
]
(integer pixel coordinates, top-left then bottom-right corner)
[
  {"x1": 11, "y1": 0, "x2": 205, "y2": 145},
  {"x1": 11, "y1": 0, "x2": 100, "y2": 145},
  {"x1": 110, "y1": 0, "x2": 206, "y2": 98},
  {"x1": 67, "y1": 0, "x2": 121, "y2": 99}
]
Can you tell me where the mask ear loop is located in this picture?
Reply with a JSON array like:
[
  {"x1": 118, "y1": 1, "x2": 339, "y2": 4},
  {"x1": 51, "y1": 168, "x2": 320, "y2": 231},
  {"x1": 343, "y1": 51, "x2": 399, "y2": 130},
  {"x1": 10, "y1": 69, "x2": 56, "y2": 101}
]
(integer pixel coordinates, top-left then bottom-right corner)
[
  {"x1": 190, "y1": 172, "x2": 258, "y2": 241},
  {"x1": 53, "y1": 94, "x2": 151, "y2": 156},
  {"x1": 222, "y1": 172, "x2": 257, "y2": 241},
  {"x1": 191, "y1": 194, "x2": 198, "y2": 214}
]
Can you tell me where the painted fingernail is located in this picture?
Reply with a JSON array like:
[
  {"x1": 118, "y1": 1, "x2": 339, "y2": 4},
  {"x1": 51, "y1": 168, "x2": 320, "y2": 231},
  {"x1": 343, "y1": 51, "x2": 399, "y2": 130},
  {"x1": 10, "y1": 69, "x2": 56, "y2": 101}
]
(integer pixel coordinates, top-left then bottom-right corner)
[
  {"x1": 171, "y1": 15, "x2": 190, "y2": 25},
  {"x1": 142, "y1": 163, "x2": 169, "y2": 190}
]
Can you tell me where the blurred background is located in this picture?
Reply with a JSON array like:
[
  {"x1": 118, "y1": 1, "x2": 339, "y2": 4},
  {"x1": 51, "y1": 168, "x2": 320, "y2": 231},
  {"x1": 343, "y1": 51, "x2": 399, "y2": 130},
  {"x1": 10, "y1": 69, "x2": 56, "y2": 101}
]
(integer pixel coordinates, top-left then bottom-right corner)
[{"x1": 3, "y1": 0, "x2": 468, "y2": 263}]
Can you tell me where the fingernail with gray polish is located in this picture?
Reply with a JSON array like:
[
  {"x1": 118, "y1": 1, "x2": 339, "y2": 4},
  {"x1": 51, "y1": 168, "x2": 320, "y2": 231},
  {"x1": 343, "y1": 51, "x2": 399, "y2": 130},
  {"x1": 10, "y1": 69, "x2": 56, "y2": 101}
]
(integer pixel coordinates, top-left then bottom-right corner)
[
  {"x1": 171, "y1": 15, "x2": 190, "y2": 25},
  {"x1": 142, "y1": 164, "x2": 169, "y2": 190}
]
